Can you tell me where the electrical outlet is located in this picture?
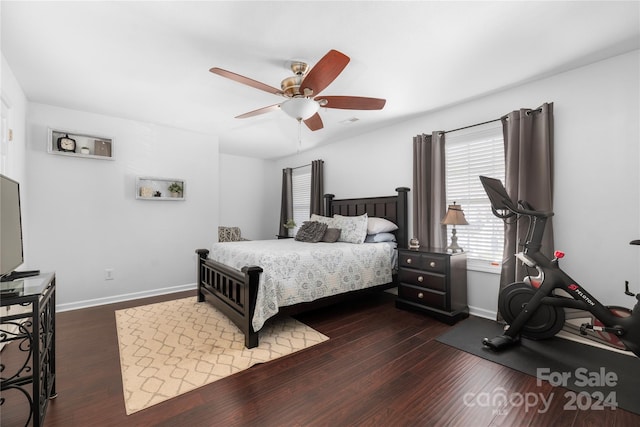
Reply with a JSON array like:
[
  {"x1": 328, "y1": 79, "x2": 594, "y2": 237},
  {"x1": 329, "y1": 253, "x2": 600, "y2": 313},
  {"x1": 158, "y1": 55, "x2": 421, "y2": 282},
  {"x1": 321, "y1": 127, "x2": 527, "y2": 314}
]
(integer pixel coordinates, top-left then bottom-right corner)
[{"x1": 105, "y1": 268, "x2": 114, "y2": 280}]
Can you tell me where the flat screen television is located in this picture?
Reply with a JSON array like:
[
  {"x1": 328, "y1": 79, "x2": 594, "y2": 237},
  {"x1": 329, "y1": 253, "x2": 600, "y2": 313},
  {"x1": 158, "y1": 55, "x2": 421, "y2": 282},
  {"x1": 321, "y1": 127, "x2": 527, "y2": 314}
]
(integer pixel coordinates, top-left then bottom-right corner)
[{"x1": 1, "y1": 174, "x2": 25, "y2": 280}]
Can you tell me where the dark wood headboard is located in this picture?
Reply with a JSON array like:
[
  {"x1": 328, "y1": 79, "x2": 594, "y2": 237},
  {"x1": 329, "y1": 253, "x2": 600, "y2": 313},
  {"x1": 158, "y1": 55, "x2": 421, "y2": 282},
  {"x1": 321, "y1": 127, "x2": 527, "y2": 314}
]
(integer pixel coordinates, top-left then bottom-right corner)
[{"x1": 324, "y1": 187, "x2": 410, "y2": 248}]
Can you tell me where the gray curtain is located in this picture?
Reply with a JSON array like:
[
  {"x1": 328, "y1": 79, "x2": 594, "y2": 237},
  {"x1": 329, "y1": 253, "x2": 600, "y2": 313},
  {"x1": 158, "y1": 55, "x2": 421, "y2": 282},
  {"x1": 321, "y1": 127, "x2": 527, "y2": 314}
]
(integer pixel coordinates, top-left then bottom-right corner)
[
  {"x1": 310, "y1": 159, "x2": 324, "y2": 215},
  {"x1": 279, "y1": 168, "x2": 293, "y2": 236},
  {"x1": 500, "y1": 102, "x2": 555, "y2": 293},
  {"x1": 413, "y1": 132, "x2": 447, "y2": 248}
]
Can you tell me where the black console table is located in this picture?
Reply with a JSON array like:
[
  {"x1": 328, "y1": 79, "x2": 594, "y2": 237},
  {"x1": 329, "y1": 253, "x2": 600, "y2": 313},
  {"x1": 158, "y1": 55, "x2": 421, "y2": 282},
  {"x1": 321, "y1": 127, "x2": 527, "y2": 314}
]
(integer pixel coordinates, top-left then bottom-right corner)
[{"x1": 0, "y1": 273, "x2": 57, "y2": 427}]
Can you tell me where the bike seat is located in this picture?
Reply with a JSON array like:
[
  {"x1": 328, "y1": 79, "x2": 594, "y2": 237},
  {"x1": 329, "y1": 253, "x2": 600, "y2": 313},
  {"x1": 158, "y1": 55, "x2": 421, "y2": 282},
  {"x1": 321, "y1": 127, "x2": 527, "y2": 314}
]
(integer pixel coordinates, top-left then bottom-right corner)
[{"x1": 631, "y1": 240, "x2": 640, "y2": 245}]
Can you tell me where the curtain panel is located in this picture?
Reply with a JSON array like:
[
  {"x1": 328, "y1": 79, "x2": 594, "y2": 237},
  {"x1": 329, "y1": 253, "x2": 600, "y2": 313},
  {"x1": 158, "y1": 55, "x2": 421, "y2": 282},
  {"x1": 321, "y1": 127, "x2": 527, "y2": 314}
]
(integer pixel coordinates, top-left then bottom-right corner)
[
  {"x1": 413, "y1": 132, "x2": 447, "y2": 249},
  {"x1": 500, "y1": 102, "x2": 555, "y2": 297},
  {"x1": 310, "y1": 159, "x2": 324, "y2": 216},
  {"x1": 279, "y1": 168, "x2": 293, "y2": 236}
]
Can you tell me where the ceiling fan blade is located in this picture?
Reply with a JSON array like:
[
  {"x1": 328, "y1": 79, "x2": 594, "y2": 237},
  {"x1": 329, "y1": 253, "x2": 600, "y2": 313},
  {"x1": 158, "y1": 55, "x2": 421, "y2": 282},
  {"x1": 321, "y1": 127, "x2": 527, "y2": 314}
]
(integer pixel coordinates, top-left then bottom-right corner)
[
  {"x1": 210, "y1": 67, "x2": 284, "y2": 96},
  {"x1": 235, "y1": 104, "x2": 281, "y2": 119},
  {"x1": 304, "y1": 113, "x2": 324, "y2": 131},
  {"x1": 317, "y1": 96, "x2": 386, "y2": 110},
  {"x1": 300, "y1": 50, "x2": 350, "y2": 96}
]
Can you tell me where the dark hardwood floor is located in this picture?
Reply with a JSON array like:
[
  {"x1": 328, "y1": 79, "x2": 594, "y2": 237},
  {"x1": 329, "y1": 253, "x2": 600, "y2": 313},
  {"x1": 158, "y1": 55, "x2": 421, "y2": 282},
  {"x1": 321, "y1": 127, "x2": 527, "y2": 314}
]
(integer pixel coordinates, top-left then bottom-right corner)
[{"x1": 2, "y1": 290, "x2": 639, "y2": 426}]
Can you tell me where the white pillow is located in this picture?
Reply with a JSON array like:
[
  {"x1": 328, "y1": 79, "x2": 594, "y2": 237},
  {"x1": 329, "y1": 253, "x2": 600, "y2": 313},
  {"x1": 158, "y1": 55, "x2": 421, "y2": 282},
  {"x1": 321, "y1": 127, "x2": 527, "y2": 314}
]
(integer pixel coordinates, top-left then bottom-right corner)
[
  {"x1": 367, "y1": 217, "x2": 398, "y2": 234},
  {"x1": 310, "y1": 214, "x2": 335, "y2": 228},
  {"x1": 333, "y1": 214, "x2": 368, "y2": 244},
  {"x1": 364, "y1": 232, "x2": 397, "y2": 243}
]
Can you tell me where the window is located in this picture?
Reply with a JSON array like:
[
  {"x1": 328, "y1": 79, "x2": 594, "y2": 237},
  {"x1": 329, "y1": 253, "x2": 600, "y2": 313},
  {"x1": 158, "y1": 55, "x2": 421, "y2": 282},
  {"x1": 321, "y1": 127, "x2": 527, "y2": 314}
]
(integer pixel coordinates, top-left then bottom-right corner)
[
  {"x1": 445, "y1": 122, "x2": 505, "y2": 271},
  {"x1": 291, "y1": 165, "x2": 311, "y2": 233}
]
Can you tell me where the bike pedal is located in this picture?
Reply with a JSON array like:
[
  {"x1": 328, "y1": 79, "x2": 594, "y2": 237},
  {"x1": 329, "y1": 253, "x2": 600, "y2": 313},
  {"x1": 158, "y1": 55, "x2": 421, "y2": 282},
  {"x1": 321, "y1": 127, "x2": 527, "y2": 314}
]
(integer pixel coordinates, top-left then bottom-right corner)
[{"x1": 579, "y1": 323, "x2": 593, "y2": 335}]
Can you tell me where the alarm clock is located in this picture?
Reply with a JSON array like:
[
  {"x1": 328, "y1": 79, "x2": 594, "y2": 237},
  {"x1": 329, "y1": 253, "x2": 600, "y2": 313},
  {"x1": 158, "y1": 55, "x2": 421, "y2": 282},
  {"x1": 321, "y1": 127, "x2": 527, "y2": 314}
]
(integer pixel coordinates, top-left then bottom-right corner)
[
  {"x1": 409, "y1": 237, "x2": 420, "y2": 249},
  {"x1": 57, "y1": 134, "x2": 76, "y2": 152}
]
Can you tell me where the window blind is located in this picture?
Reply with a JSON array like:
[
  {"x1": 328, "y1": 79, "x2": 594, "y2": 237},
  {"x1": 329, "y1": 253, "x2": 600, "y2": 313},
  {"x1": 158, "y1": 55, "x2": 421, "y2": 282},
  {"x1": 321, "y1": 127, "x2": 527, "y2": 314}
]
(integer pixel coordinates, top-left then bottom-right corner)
[
  {"x1": 445, "y1": 124, "x2": 505, "y2": 268},
  {"x1": 292, "y1": 165, "x2": 311, "y2": 232}
]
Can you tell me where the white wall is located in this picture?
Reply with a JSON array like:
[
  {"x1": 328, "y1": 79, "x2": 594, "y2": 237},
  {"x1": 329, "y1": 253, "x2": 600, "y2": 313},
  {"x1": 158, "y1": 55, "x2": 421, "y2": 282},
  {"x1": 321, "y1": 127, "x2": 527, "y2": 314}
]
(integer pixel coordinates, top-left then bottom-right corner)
[
  {"x1": 219, "y1": 153, "x2": 274, "y2": 240},
  {"x1": 1, "y1": 56, "x2": 28, "y2": 181},
  {"x1": 26, "y1": 104, "x2": 219, "y2": 310},
  {"x1": 265, "y1": 50, "x2": 640, "y2": 318},
  {"x1": 1, "y1": 54, "x2": 30, "y2": 260}
]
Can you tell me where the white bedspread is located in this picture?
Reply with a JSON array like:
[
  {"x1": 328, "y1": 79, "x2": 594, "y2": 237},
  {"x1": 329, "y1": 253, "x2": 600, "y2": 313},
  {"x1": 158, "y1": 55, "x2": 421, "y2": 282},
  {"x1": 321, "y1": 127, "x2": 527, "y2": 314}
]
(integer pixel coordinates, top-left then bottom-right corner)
[{"x1": 208, "y1": 239, "x2": 396, "y2": 331}]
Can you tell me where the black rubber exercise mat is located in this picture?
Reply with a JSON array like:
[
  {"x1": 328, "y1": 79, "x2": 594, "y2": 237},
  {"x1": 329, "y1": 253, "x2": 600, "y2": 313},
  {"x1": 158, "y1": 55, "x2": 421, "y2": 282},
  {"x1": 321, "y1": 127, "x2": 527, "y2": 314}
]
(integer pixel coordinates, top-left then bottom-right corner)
[{"x1": 436, "y1": 316, "x2": 640, "y2": 415}]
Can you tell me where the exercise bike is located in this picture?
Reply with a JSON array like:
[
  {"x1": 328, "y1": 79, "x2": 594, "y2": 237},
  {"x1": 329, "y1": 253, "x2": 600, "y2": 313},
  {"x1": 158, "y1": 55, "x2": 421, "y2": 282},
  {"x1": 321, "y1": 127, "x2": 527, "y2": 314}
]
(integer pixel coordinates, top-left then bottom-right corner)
[{"x1": 479, "y1": 176, "x2": 640, "y2": 358}]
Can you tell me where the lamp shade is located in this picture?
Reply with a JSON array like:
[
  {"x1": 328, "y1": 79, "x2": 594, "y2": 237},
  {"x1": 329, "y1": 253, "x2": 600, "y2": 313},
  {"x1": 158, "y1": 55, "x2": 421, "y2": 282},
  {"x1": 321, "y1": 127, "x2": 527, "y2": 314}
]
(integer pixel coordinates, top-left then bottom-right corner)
[
  {"x1": 441, "y1": 202, "x2": 468, "y2": 225},
  {"x1": 280, "y1": 97, "x2": 320, "y2": 120}
]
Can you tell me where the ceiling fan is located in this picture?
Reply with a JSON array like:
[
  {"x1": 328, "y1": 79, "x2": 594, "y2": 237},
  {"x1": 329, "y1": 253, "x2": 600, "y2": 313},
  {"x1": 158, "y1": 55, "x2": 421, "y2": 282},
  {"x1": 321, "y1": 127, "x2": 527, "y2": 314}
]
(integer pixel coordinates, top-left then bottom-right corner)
[{"x1": 209, "y1": 49, "x2": 386, "y2": 131}]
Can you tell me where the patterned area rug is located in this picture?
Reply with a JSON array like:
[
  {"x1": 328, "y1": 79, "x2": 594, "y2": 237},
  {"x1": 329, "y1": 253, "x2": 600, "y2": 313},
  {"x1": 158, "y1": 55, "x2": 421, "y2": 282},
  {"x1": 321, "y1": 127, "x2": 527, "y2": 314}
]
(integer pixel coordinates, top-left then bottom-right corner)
[{"x1": 115, "y1": 296, "x2": 329, "y2": 414}]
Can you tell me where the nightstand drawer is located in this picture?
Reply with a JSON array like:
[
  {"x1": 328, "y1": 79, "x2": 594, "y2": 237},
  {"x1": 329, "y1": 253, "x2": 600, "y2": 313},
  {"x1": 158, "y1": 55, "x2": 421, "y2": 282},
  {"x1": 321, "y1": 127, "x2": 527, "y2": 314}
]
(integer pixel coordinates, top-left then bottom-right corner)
[
  {"x1": 398, "y1": 284, "x2": 446, "y2": 310},
  {"x1": 398, "y1": 269, "x2": 446, "y2": 292},
  {"x1": 399, "y1": 252, "x2": 446, "y2": 273}
]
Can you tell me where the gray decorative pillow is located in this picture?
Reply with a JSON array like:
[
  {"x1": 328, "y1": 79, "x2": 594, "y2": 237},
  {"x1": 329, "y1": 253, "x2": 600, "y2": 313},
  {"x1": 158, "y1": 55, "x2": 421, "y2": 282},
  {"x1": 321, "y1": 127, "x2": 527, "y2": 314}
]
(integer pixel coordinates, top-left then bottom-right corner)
[
  {"x1": 321, "y1": 228, "x2": 341, "y2": 243},
  {"x1": 333, "y1": 213, "x2": 368, "y2": 244},
  {"x1": 295, "y1": 221, "x2": 328, "y2": 243}
]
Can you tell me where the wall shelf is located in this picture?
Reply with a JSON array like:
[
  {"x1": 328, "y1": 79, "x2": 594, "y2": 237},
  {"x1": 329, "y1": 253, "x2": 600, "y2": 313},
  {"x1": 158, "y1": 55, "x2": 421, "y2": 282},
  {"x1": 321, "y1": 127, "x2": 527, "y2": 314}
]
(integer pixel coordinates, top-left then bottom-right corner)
[
  {"x1": 136, "y1": 177, "x2": 185, "y2": 201},
  {"x1": 48, "y1": 128, "x2": 114, "y2": 160}
]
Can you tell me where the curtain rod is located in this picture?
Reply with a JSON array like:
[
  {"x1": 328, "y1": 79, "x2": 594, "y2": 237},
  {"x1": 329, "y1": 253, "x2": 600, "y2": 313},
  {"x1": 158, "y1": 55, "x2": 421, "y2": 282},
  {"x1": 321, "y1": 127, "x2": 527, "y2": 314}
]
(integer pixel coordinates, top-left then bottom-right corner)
[
  {"x1": 290, "y1": 163, "x2": 310, "y2": 170},
  {"x1": 288, "y1": 159, "x2": 323, "y2": 171},
  {"x1": 442, "y1": 118, "x2": 501, "y2": 135},
  {"x1": 441, "y1": 107, "x2": 543, "y2": 135}
]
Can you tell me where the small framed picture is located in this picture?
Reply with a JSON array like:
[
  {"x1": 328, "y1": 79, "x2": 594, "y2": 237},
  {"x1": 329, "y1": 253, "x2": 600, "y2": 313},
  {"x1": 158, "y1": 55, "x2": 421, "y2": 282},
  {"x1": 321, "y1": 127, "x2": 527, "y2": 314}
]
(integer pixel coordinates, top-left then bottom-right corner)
[{"x1": 94, "y1": 140, "x2": 112, "y2": 157}]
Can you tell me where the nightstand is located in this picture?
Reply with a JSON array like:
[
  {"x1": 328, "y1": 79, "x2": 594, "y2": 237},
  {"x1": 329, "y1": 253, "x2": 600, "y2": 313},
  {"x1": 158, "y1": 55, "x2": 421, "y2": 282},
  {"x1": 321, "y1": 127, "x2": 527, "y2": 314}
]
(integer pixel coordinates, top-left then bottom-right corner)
[{"x1": 395, "y1": 247, "x2": 468, "y2": 324}]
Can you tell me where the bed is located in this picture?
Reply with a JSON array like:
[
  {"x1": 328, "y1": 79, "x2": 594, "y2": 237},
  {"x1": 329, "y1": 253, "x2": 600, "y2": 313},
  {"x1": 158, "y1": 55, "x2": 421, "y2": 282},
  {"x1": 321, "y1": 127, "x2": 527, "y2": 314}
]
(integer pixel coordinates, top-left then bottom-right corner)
[{"x1": 195, "y1": 187, "x2": 409, "y2": 348}]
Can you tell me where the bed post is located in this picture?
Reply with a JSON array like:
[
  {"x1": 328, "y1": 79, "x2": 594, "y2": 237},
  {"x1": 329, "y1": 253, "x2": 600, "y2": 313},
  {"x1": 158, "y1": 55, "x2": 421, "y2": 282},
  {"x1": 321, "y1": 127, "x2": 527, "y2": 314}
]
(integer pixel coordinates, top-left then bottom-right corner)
[
  {"x1": 242, "y1": 265, "x2": 263, "y2": 348},
  {"x1": 395, "y1": 187, "x2": 410, "y2": 249},
  {"x1": 324, "y1": 193, "x2": 335, "y2": 216},
  {"x1": 196, "y1": 249, "x2": 209, "y2": 302}
]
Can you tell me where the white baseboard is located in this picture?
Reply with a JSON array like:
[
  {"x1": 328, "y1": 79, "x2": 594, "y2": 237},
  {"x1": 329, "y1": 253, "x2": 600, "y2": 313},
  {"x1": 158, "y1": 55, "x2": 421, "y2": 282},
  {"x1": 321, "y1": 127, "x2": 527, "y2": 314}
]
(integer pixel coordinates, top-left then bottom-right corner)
[
  {"x1": 56, "y1": 283, "x2": 197, "y2": 312},
  {"x1": 469, "y1": 305, "x2": 497, "y2": 320}
]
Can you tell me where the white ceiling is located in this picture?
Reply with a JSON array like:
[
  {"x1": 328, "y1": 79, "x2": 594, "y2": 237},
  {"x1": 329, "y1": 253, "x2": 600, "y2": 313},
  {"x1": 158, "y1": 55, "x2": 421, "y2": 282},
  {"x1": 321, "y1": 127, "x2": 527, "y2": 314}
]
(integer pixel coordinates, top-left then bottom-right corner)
[{"x1": 2, "y1": 1, "x2": 639, "y2": 160}]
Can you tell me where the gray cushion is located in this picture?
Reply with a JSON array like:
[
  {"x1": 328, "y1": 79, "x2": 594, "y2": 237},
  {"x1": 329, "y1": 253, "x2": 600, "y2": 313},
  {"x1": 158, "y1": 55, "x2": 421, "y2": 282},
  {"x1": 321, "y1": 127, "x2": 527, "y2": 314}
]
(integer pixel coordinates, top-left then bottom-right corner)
[
  {"x1": 295, "y1": 221, "x2": 328, "y2": 243},
  {"x1": 218, "y1": 226, "x2": 242, "y2": 242},
  {"x1": 321, "y1": 228, "x2": 341, "y2": 243}
]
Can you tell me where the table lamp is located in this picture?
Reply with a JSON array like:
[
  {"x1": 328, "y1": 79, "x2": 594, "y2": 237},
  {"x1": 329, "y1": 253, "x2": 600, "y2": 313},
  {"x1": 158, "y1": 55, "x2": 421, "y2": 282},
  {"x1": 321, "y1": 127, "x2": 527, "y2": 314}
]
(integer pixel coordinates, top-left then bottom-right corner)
[{"x1": 441, "y1": 202, "x2": 468, "y2": 252}]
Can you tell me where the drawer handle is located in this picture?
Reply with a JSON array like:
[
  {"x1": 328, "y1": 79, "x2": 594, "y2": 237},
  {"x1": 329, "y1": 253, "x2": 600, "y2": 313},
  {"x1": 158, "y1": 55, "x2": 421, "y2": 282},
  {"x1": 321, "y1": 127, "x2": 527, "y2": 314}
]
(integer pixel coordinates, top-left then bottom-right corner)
[
  {"x1": 429, "y1": 261, "x2": 436, "y2": 268},
  {"x1": 418, "y1": 292, "x2": 424, "y2": 299},
  {"x1": 417, "y1": 276, "x2": 424, "y2": 282},
  {"x1": 407, "y1": 258, "x2": 412, "y2": 264}
]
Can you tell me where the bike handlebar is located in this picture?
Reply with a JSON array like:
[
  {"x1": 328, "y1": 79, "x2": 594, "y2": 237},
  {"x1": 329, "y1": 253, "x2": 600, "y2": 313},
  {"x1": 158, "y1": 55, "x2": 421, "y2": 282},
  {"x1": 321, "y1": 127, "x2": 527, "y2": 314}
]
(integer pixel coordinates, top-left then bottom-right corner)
[
  {"x1": 490, "y1": 197, "x2": 553, "y2": 219},
  {"x1": 514, "y1": 200, "x2": 554, "y2": 218},
  {"x1": 480, "y1": 176, "x2": 554, "y2": 220}
]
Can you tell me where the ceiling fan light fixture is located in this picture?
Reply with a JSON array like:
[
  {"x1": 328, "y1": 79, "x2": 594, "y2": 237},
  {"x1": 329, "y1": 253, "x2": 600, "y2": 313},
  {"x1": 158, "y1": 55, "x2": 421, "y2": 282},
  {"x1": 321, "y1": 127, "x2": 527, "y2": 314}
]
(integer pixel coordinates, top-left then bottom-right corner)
[
  {"x1": 210, "y1": 49, "x2": 384, "y2": 132},
  {"x1": 281, "y1": 75, "x2": 303, "y2": 97},
  {"x1": 281, "y1": 97, "x2": 319, "y2": 121}
]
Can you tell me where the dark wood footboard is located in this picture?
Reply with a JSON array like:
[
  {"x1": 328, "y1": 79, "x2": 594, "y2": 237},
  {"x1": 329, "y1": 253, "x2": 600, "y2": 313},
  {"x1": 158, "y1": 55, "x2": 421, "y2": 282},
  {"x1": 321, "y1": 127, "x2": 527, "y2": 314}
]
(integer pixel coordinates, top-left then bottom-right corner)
[{"x1": 196, "y1": 249, "x2": 262, "y2": 348}]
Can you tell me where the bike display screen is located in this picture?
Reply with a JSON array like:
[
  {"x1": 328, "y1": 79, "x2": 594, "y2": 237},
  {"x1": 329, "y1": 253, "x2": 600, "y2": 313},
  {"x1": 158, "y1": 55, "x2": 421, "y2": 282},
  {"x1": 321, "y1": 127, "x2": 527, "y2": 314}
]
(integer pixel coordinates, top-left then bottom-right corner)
[{"x1": 479, "y1": 176, "x2": 517, "y2": 212}]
